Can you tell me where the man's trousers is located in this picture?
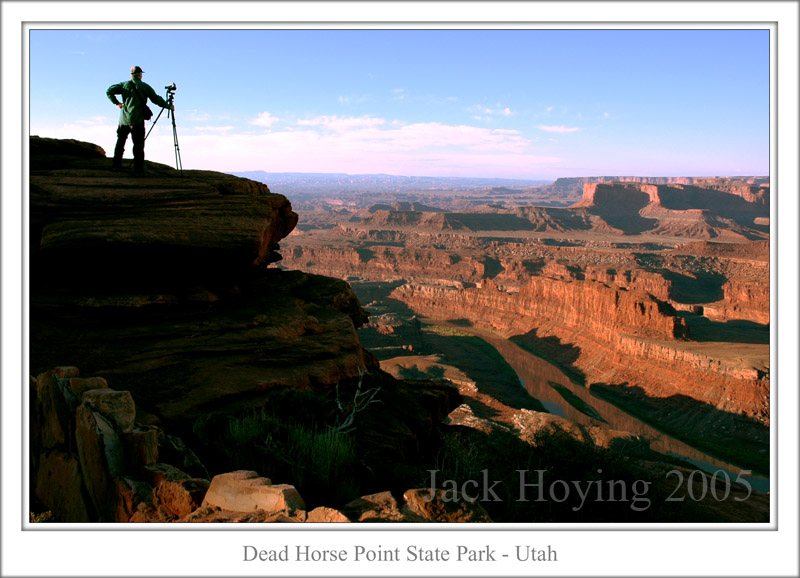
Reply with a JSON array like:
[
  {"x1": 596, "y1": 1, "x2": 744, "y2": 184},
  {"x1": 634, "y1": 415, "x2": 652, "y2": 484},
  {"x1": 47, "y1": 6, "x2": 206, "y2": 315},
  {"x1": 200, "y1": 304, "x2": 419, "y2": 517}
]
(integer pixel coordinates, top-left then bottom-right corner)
[{"x1": 112, "y1": 122, "x2": 146, "y2": 173}]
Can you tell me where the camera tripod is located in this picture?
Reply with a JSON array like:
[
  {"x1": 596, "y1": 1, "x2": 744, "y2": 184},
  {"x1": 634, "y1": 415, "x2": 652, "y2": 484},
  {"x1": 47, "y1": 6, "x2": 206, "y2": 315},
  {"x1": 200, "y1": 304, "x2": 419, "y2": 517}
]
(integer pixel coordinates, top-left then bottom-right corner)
[{"x1": 145, "y1": 84, "x2": 182, "y2": 175}]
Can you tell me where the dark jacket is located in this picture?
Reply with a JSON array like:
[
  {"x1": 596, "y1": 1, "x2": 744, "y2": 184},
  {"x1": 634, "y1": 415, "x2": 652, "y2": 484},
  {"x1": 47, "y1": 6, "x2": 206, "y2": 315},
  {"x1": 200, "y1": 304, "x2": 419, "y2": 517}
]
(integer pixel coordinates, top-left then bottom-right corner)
[{"x1": 106, "y1": 78, "x2": 170, "y2": 125}]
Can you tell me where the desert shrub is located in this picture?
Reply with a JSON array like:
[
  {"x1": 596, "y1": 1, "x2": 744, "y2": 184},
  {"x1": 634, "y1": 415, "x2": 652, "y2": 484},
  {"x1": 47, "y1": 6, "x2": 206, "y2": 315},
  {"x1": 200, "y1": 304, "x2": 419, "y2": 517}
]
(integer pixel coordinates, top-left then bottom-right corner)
[
  {"x1": 281, "y1": 423, "x2": 361, "y2": 501},
  {"x1": 196, "y1": 404, "x2": 362, "y2": 508}
]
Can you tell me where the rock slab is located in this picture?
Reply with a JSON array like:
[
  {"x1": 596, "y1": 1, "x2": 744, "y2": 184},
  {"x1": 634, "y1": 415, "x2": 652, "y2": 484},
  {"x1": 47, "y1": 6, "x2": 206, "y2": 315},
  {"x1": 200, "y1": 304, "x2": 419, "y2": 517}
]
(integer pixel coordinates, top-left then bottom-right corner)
[{"x1": 202, "y1": 470, "x2": 305, "y2": 513}]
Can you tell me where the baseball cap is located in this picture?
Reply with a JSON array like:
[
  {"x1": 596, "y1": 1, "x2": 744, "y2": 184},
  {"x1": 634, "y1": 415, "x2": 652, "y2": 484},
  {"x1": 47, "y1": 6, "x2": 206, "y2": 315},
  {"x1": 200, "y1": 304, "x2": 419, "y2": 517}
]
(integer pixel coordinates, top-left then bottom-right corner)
[{"x1": 130, "y1": 66, "x2": 144, "y2": 75}]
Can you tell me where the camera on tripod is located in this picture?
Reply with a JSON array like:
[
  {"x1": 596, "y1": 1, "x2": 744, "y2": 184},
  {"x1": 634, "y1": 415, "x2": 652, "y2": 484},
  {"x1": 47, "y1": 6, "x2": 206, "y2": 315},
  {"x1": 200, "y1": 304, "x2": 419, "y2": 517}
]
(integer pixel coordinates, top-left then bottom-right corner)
[{"x1": 165, "y1": 82, "x2": 177, "y2": 92}]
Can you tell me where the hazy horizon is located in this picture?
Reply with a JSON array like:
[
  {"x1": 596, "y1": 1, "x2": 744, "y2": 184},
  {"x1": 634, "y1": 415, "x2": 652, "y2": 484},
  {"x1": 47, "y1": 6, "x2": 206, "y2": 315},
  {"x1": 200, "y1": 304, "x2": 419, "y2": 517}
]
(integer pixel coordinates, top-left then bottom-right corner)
[{"x1": 231, "y1": 169, "x2": 769, "y2": 181}]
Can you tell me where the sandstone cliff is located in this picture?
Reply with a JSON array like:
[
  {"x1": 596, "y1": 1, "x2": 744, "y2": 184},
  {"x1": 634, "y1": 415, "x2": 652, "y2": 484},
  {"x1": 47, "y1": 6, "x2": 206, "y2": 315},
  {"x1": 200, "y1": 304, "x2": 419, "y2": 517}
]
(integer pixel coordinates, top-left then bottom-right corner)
[
  {"x1": 572, "y1": 181, "x2": 769, "y2": 239},
  {"x1": 536, "y1": 175, "x2": 768, "y2": 201},
  {"x1": 28, "y1": 137, "x2": 770, "y2": 523},
  {"x1": 29, "y1": 137, "x2": 461, "y2": 512},
  {"x1": 329, "y1": 178, "x2": 769, "y2": 241},
  {"x1": 390, "y1": 276, "x2": 769, "y2": 431}
]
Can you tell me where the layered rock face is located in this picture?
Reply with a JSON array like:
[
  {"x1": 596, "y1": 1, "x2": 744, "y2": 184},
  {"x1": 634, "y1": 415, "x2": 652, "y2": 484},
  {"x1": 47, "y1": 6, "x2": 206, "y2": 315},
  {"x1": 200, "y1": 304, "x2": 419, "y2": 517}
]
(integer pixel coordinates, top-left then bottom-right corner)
[
  {"x1": 572, "y1": 181, "x2": 769, "y2": 239},
  {"x1": 575, "y1": 181, "x2": 770, "y2": 209},
  {"x1": 31, "y1": 136, "x2": 298, "y2": 291},
  {"x1": 293, "y1": 178, "x2": 769, "y2": 241},
  {"x1": 29, "y1": 138, "x2": 460, "y2": 509},
  {"x1": 287, "y1": 243, "x2": 492, "y2": 285},
  {"x1": 390, "y1": 277, "x2": 769, "y2": 428},
  {"x1": 29, "y1": 138, "x2": 373, "y2": 423},
  {"x1": 278, "y1": 171, "x2": 769, "y2": 482},
  {"x1": 535, "y1": 175, "x2": 768, "y2": 204},
  {"x1": 706, "y1": 279, "x2": 770, "y2": 324},
  {"x1": 393, "y1": 277, "x2": 687, "y2": 341}
]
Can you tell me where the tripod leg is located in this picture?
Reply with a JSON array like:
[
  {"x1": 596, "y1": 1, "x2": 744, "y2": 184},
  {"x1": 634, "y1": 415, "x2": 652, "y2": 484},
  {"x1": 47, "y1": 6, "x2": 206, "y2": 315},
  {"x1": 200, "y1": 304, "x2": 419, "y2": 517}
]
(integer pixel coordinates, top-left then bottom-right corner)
[
  {"x1": 145, "y1": 108, "x2": 165, "y2": 141},
  {"x1": 171, "y1": 112, "x2": 183, "y2": 175}
]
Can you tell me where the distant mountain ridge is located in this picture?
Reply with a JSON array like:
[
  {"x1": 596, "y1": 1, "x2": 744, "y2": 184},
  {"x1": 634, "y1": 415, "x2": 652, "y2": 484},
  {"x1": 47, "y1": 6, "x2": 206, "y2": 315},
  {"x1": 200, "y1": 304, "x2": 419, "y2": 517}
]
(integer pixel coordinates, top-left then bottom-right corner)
[
  {"x1": 538, "y1": 175, "x2": 769, "y2": 201},
  {"x1": 354, "y1": 178, "x2": 769, "y2": 241},
  {"x1": 230, "y1": 171, "x2": 769, "y2": 204},
  {"x1": 229, "y1": 171, "x2": 551, "y2": 195}
]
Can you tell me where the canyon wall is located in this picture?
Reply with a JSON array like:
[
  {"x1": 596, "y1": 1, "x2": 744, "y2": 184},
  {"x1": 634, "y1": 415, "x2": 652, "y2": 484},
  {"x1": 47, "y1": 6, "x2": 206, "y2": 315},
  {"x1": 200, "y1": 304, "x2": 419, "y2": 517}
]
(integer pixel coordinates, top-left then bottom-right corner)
[
  {"x1": 540, "y1": 175, "x2": 768, "y2": 197},
  {"x1": 393, "y1": 276, "x2": 686, "y2": 341},
  {"x1": 704, "y1": 279, "x2": 771, "y2": 325},
  {"x1": 323, "y1": 178, "x2": 770, "y2": 241},
  {"x1": 390, "y1": 278, "x2": 768, "y2": 426},
  {"x1": 575, "y1": 181, "x2": 770, "y2": 210},
  {"x1": 573, "y1": 181, "x2": 769, "y2": 238},
  {"x1": 286, "y1": 243, "x2": 490, "y2": 285},
  {"x1": 29, "y1": 136, "x2": 458, "y2": 440}
]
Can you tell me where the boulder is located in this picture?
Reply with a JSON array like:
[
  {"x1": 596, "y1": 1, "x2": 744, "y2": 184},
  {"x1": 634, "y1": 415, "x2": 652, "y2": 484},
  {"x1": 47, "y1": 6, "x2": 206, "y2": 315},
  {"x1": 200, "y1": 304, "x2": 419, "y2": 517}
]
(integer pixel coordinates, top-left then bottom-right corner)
[
  {"x1": 155, "y1": 478, "x2": 210, "y2": 519},
  {"x1": 179, "y1": 506, "x2": 308, "y2": 523},
  {"x1": 513, "y1": 410, "x2": 587, "y2": 446},
  {"x1": 444, "y1": 403, "x2": 501, "y2": 435},
  {"x1": 341, "y1": 491, "x2": 406, "y2": 522},
  {"x1": 129, "y1": 501, "x2": 174, "y2": 523},
  {"x1": 201, "y1": 470, "x2": 305, "y2": 513},
  {"x1": 306, "y1": 506, "x2": 351, "y2": 523},
  {"x1": 34, "y1": 450, "x2": 92, "y2": 522},
  {"x1": 263, "y1": 510, "x2": 307, "y2": 523},
  {"x1": 142, "y1": 463, "x2": 191, "y2": 487},
  {"x1": 121, "y1": 427, "x2": 159, "y2": 467},
  {"x1": 35, "y1": 371, "x2": 72, "y2": 449},
  {"x1": 109, "y1": 477, "x2": 154, "y2": 522},
  {"x1": 402, "y1": 488, "x2": 492, "y2": 523},
  {"x1": 81, "y1": 389, "x2": 136, "y2": 433},
  {"x1": 75, "y1": 405, "x2": 126, "y2": 520},
  {"x1": 68, "y1": 376, "x2": 108, "y2": 397},
  {"x1": 54, "y1": 366, "x2": 81, "y2": 378},
  {"x1": 158, "y1": 434, "x2": 209, "y2": 480}
]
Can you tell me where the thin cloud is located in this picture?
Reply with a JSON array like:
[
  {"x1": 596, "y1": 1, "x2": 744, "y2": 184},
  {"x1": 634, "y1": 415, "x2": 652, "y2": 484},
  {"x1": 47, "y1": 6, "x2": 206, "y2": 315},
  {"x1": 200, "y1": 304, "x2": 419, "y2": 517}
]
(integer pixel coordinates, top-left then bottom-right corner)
[
  {"x1": 398, "y1": 92, "x2": 456, "y2": 105},
  {"x1": 162, "y1": 130, "x2": 560, "y2": 176},
  {"x1": 192, "y1": 126, "x2": 235, "y2": 134},
  {"x1": 338, "y1": 95, "x2": 367, "y2": 104},
  {"x1": 33, "y1": 115, "x2": 559, "y2": 177},
  {"x1": 537, "y1": 125, "x2": 581, "y2": 133},
  {"x1": 468, "y1": 104, "x2": 514, "y2": 117},
  {"x1": 298, "y1": 115, "x2": 386, "y2": 131},
  {"x1": 250, "y1": 112, "x2": 280, "y2": 128},
  {"x1": 186, "y1": 110, "x2": 210, "y2": 122},
  {"x1": 75, "y1": 116, "x2": 111, "y2": 126}
]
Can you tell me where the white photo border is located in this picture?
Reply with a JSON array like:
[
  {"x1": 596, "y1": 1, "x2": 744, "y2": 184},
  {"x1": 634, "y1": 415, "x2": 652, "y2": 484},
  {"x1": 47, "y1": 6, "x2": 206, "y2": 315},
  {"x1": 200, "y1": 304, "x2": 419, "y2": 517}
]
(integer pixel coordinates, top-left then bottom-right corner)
[{"x1": 3, "y1": 2, "x2": 797, "y2": 577}]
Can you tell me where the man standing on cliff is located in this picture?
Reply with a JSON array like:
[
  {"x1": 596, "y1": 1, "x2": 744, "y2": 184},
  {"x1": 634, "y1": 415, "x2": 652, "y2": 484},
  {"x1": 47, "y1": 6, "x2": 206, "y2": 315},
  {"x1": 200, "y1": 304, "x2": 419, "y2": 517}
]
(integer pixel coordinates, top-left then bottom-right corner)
[{"x1": 106, "y1": 66, "x2": 174, "y2": 175}]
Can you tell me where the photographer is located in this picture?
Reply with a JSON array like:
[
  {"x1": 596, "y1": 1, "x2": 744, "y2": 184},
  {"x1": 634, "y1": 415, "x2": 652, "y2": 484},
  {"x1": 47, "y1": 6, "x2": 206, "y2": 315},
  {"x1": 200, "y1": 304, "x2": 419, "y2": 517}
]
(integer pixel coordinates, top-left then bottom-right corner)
[{"x1": 106, "y1": 66, "x2": 174, "y2": 175}]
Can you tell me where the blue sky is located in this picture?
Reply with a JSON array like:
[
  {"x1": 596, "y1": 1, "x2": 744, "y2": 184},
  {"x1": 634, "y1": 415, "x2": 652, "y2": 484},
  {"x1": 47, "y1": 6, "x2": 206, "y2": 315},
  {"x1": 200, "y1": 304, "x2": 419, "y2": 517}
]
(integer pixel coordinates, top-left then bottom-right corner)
[{"x1": 29, "y1": 29, "x2": 769, "y2": 179}]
